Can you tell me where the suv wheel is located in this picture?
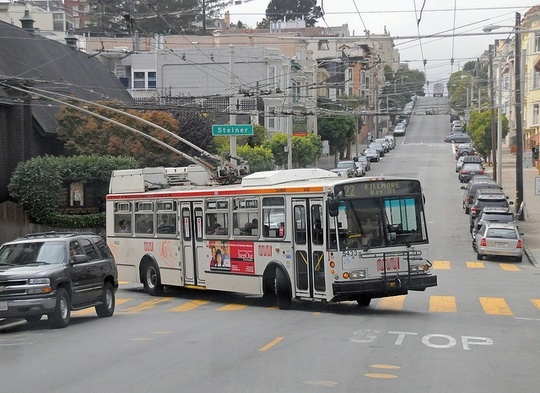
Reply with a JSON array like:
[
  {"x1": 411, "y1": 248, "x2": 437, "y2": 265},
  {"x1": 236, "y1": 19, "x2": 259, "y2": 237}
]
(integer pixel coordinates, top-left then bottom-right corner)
[
  {"x1": 48, "y1": 288, "x2": 71, "y2": 329},
  {"x1": 95, "y1": 281, "x2": 115, "y2": 318}
]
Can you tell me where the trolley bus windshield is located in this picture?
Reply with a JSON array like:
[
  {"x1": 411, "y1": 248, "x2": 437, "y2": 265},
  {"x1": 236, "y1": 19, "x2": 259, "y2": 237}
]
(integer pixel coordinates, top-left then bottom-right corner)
[{"x1": 329, "y1": 179, "x2": 428, "y2": 251}]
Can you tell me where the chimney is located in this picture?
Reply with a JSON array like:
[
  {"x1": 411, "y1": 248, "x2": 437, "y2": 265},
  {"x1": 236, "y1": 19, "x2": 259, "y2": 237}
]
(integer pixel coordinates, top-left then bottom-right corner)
[
  {"x1": 65, "y1": 30, "x2": 78, "y2": 48},
  {"x1": 225, "y1": 11, "x2": 230, "y2": 30},
  {"x1": 19, "y1": 10, "x2": 35, "y2": 33}
]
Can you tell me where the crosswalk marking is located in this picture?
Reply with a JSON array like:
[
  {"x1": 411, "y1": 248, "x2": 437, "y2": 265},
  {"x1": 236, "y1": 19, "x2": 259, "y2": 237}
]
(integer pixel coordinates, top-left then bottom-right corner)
[
  {"x1": 217, "y1": 304, "x2": 248, "y2": 311},
  {"x1": 122, "y1": 297, "x2": 173, "y2": 313},
  {"x1": 169, "y1": 299, "x2": 210, "y2": 312},
  {"x1": 432, "y1": 260, "x2": 451, "y2": 269},
  {"x1": 466, "y1": 261, "x2": 485, "y2": 269},
  {"x1": 498, "y1": 263, "x2": 521, "y2": 271},
  {"x1": 479, "y1": 297, "x2": 513, "y2": 316},
  {"x1": 429, "y1": 296, "x2": 457, "y2": 312},
  {"x1": 376, "y1": 295, "x2": 406, "y2": 310}
]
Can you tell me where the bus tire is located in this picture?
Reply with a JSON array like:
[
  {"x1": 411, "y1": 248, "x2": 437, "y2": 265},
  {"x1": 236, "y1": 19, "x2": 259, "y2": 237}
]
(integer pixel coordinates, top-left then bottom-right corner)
[
  {"x1": 276, "y1": 268, "x2": 292, "y2": 310},
  {"x1": 356, "y1": 296, "x2": 372, "y2": 307},
  {"x1": 95, "y1": 281, "x2": 115, "y2": 318},
  {"x1": 48, "y1": 288, "x2": 71, "y2": 329},
  {"x1": 142, "y1": 261, "x2": 164, "y2": 296}
]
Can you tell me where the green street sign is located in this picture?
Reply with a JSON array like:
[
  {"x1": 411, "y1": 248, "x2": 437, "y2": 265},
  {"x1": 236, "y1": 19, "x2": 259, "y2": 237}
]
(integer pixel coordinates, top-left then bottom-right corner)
[{"x1": 212, "y1": 124, "x2": 254, "y2": 136}]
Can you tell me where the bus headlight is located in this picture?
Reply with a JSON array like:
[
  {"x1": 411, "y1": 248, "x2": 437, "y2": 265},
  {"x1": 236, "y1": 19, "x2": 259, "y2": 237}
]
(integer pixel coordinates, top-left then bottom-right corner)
[{"x1": 410, "y1": 264, "x2": 430, "y2": 273}]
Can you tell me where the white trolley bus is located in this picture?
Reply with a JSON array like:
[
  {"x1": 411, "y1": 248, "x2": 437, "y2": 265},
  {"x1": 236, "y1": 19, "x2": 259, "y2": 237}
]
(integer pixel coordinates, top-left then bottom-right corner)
[{"x1": 106, "y1": 167, "x2": 437, "y2": 308}]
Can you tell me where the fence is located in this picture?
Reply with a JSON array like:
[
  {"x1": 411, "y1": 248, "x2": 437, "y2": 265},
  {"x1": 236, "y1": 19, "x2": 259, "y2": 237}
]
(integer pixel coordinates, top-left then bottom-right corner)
[{"x1": 0, "y1": 201, "x2": 104, "y2": 244}]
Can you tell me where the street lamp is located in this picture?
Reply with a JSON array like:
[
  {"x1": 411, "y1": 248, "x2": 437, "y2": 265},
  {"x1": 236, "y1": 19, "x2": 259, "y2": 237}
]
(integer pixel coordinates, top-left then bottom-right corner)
[{"x1": 483, "y1": 12, "x2": 524, "y2": 220}]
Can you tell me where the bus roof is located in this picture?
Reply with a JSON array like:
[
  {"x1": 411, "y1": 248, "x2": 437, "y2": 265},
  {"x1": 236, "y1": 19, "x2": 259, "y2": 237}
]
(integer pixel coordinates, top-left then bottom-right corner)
[{"x1": 107, "y1": 167, "x2": 417, "y2": 200}]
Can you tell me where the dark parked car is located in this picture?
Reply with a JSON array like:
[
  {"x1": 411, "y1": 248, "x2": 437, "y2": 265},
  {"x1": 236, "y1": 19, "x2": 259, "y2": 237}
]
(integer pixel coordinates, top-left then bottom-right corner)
[
  {"x1": 363, "y1": 147, "x2": 380, "y2": 162},
  {"x1": 469, "y1": 194, "x2": 512, "y2": 229},
  {"x1": 444, "y1": 132, "x2": 471, "y2": 143},
  {"x1": 461, "y1": 179, "x2": 501, "y2": 214},
  {"x1": 455, "y1": 144, "x2": 476, "y2": 159},
  {"x1": 458, "y1": 162, "x2": 485, "y2": 183},
  {"x1": 354, "y1": 155, "x2": 371, "y2": 171},
  {"x1": 471, "y1": 206, "x2": 516, "y2": 236},
  {"x1": 0, "y1": 232, "x2": 118, "y2": 328}
]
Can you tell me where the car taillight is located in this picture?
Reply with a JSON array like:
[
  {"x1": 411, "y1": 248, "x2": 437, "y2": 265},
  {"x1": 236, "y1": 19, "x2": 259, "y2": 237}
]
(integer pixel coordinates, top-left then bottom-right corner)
[
  {"x1": 471, "y1": 207, "x2": 477, "y2": 214},
  {"x1": 480, "y1": 238, "x2": 487, "y2": 246},
  {"x1": 517, "y1": 239, "x2": 523, "y2": 248},
  {"x1": 460, "y1": 169, "x2": 467, "y2": 174}
]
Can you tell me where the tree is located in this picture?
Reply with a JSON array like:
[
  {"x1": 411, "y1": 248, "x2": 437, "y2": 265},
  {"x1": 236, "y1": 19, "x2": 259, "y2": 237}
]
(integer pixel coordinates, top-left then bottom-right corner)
[
  {"x1": 317, "y1": 115, "x2": 356, "y2": 162},
  {"x1": 467, "y1": 110, "x2": 509, "y2": 158},
  {"x1": 171, "y1": 110, "x2": 217, "y2": 165},
  {"x1": 265, "y1": 0, "x2": 323, "y2": 27},
  {"x1": 56, "y1": 103, "x2": 182, "y2": 167},
  {"x1": 87, "y1": 0, "x2": 229, "y2": 35},
  {"x1": 236, "y1": 145, "x2": 275, "y2": 173},
  {"x1": 263, "y1": 132, "x2": 321, "y2": 168}
]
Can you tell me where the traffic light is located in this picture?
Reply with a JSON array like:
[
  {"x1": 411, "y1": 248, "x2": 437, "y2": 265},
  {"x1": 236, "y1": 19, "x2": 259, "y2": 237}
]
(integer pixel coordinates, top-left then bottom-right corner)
[{"x1": 533, "y1": 146, "x2": 539, "y2": 160}]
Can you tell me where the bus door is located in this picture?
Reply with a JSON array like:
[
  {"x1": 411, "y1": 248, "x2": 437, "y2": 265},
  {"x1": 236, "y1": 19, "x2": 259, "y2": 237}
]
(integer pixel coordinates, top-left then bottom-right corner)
[
  {"x1": 292, "y1": 199, "x2": 327, "y2": 300},
  {"x1": 180, "y1": 201, "x2": 205, "y2": 286}
]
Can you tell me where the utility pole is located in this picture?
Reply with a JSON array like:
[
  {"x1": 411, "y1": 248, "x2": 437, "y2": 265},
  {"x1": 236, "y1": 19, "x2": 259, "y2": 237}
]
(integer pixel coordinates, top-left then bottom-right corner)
[
  {"x1": 229, "y1": 45, "x2": 237, "y2": 164},
  {"x1": 488, "y1": 44, "x2": 497, "y2": 182},
  {"x1": 514, "y1": 12, "x2": 524, "y2": 220}
]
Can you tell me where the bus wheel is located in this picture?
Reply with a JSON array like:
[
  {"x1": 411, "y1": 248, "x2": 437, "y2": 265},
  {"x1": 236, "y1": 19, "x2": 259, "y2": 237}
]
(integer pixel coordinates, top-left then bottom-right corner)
[
  {"x1": 356, "y1": 296, "x2": 371, "y2": 307},
  {"x1": 142, "y1": 261, "x2": 164, "y2": 296},
  {"x1": 262, "y1": 275, "x2": 276, "y2": 304},
  {"x1": 276, "y1": 268, "x2": 292, "y2": 310}
]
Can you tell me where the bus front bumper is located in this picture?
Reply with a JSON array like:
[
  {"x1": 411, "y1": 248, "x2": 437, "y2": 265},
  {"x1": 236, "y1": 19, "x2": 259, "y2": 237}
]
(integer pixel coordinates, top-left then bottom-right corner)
[{"x1": 332, "y1": 274, "x2": 437, "y2": 301}]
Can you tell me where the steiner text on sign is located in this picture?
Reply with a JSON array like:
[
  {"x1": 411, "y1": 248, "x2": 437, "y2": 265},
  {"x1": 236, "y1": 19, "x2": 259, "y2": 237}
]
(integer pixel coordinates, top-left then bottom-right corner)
[{"x1": 212, "y1": 124, "x2": 254, "y2": 136}]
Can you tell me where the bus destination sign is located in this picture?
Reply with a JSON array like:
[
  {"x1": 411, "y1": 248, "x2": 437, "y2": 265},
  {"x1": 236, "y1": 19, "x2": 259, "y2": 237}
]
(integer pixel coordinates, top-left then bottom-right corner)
[{"x1": 336, "y1": 179, "x2": 422, "y2": 198}]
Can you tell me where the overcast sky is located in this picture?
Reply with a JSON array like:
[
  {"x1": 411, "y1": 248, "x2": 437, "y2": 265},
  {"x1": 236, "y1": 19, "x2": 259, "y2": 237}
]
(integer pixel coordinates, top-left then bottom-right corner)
[{"x1": 225, "y1": 1, "x2": 536, "y2": 86}]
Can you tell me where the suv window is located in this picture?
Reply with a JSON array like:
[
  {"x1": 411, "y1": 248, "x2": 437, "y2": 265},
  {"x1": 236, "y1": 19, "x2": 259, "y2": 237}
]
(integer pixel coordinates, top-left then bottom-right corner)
[
  {"x1": 78, "y1": 238, "x2": 100, "y2": 261},
  {"x1": 92, "y1": 237, "x2": 114, "y2": 259}
]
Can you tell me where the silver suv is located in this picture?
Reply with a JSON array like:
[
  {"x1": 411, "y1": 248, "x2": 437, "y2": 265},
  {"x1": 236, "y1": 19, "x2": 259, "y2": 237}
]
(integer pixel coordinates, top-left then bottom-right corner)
[{"x1": 0, "y1": 232, "x2": 118, "y2": 329}]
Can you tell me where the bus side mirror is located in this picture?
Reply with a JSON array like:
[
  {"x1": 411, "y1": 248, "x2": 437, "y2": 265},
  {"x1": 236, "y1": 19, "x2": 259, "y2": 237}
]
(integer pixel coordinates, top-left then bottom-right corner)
[{"x1": 328, "y1": 199, "x2": 339, "y2": 217}]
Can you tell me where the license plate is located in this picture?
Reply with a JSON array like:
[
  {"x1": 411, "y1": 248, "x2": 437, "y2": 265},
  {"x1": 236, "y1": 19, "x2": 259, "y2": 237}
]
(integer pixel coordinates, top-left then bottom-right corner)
[
  {"x1": 495, "y1": 242, "x2": 508, "y2": 248},
  {"x1": 0, "y1": 302, "x2": 7, "y2": 311}
]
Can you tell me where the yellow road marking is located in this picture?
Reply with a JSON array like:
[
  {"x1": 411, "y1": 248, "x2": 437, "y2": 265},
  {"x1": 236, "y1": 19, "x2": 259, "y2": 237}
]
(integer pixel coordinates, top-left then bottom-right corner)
[
  {"x1": 466, "y1": 261, "x2": 485, "y2": 269},
  {"x1": 479, "y1": 297, "x2": 513, "y2": 316},
  {"x1": 429, "y1": 296, "x2": 457, "y2": 312},
  {"x1": 259, "y1": 336, "x2": 284, "y2": 352},
  {"x1": 217, "y1": 304, "x2": 248, "y2": 311},
  {"x1": 499, "y1": 263, "x2": 521, "y2": 271},
  {"x1": 432, "y1": 260, "x2": 451, "y2": 269},
  {"x1": 531, "y1": 299, "x2": 540, "y2": 310},
  {"x1": 123, "y1": 297, "x2": 173, "y2": 313},
  {"x1": 370, "y1": 364, "x2": 401, "y2": 370},
  {"x1": 364, "y1": 373, "x2": 398, "y2": 379},
  {"x1": 169, "y1": 299, "x2": 209, "y2": 312},
  {"x1": 376, "y1": 295, "x2": 405, "y2": 310},
  {"x1": 302, "y1": 380, "x2": 338, "y2": 387}
]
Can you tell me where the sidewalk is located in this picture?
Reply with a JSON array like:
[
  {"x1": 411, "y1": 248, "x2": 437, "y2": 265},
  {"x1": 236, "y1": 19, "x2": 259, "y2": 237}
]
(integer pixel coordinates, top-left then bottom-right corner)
[{"x1": 485, "y1": 144, "x2": 540, "y2": 266}]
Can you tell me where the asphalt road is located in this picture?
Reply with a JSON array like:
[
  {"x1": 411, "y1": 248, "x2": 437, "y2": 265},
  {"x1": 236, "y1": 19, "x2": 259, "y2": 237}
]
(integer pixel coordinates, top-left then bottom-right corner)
[{"x1": 1, "y1": 96, "x2": 539, "y2": 392}]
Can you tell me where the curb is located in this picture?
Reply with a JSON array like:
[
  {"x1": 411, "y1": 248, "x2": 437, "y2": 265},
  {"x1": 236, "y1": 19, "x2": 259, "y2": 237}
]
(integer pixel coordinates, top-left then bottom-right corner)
[{"x1": 524, "y1": 246, "x2": 539, "y2": 267}]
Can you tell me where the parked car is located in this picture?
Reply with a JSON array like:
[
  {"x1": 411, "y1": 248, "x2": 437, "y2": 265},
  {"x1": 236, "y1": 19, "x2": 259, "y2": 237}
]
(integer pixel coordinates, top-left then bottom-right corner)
[
  {"x1": 444, "y1": 132, "x2": 471, "y2": 143},
  {"x1": 330, "y1": 161, "x2": 355, "y2": 177},
  {"x1": 461, "y1": 178, "x2": 501, "y2": 214},
  {"x1": 462, "y1": 155, "x2": 484, "y2": 165},
  {"x1": 455, "y1": 156, "x2": 466, "y2": 173},
  {"x1": 363, "y1": 147, "x2": 381, "y2": 162},
  {"x1": 473, "y1": 222, "x2": 523, "y2": 262},
  {"x1": 458, "y1": 162, "x2": 485, "y2": 183},
  {"x1": 469, "y1": 193, "x2": 512, "y2": 229},
  {"x1": 369, "y1": 142, "x2": 386, "y2": 157},
  {"x1": 0, "y1": 232, "x2": 118, "y2": 328},
  {"x1": 375, "y1": 138, "x2": 390, "y2": 153},
  {"x1": 393, "y1": 122, "x2": 406, "y2": 136},
  {"x1": 354, "y1": 161, "x2": 366, "y2": 177},
  {"x1": 384, "y1": 135, "x2": 396, "y2": 149},
  {"x1": 455, "y1": 144, "x2": 476, "y2": 159},
  {"x1": 354, "y1": 155, "x2": 371, "y2": 171},
  {"x1": 471, "y1": 206, "x2": 516, "y2": 236}
]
